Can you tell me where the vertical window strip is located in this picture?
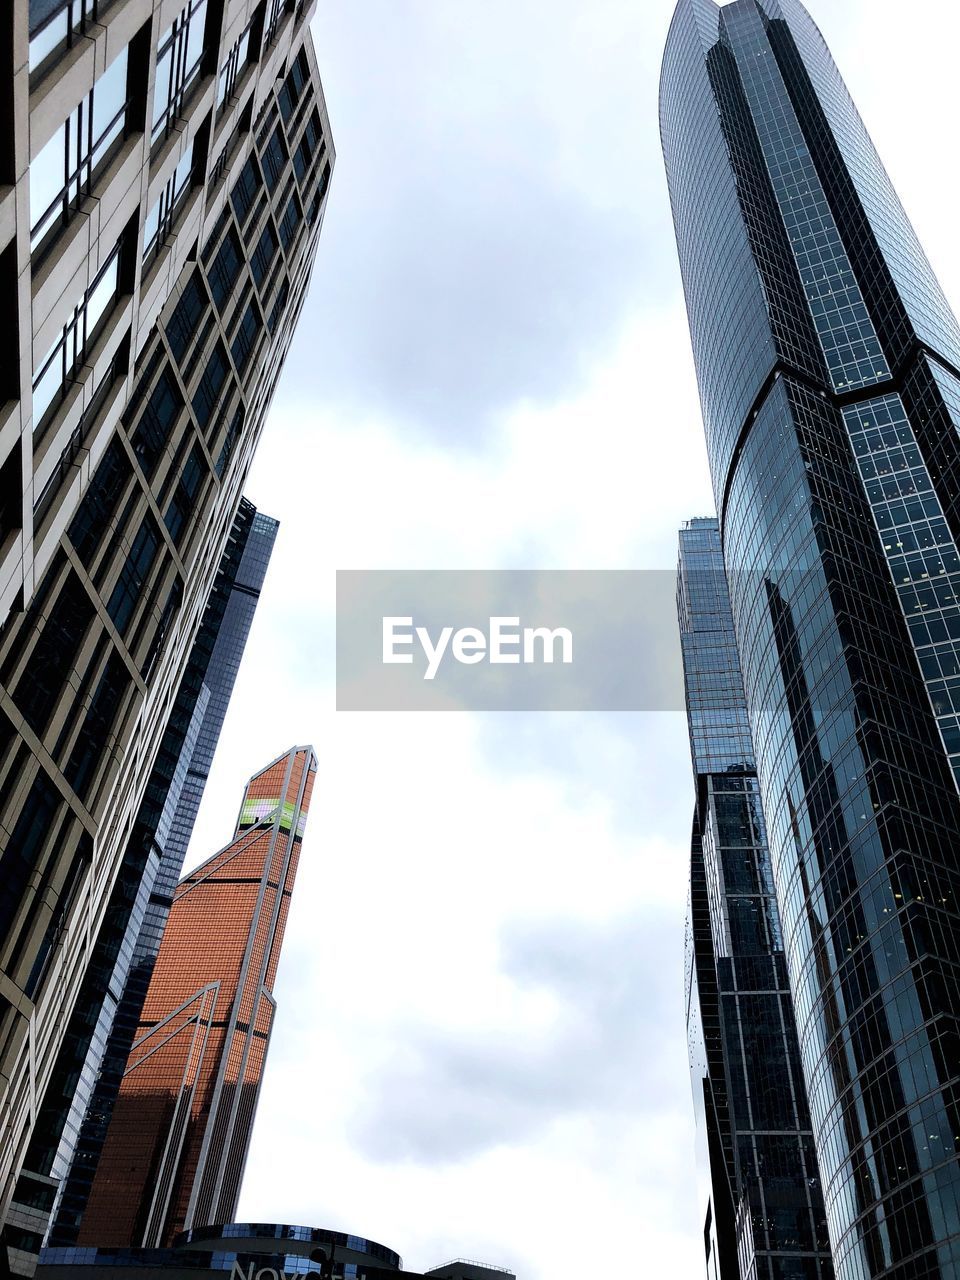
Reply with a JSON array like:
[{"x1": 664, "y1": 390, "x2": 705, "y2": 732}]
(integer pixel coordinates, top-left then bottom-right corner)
[
  {"x1": 30, "y1": 46, "x2": 130, "y2": 253},
  {"x1": 265, "y1": 0, "x2": 293, "y2": 44},
  {"x1": 152, "y1": 0, "x2": 208, "y2": 144},
  {"x1": 29, "y1": 0, "x2": 99, "y2": 73},
  {"x1": 216, "y1": 22, "x2": 253, "y2": 110},
  {"x1": 845, "y1": 393, "x2": 960, "y2": 791},
  {"x1": 32, "y1": 246, "x2": 122, "y2": 432},
  {"x1": 143, "y1": 144, "x2": 195, "y2": 264}
]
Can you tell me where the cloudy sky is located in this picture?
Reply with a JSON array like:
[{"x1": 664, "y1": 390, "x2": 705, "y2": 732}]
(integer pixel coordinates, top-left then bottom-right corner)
[{"x1": 184, "y1": 2, "x2": 960, "y2": 1277}]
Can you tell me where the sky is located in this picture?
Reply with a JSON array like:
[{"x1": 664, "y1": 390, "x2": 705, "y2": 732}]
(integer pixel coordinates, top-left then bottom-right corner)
[{"x1": 184, "y1": 2, "x2": 960, "y2": 1278}]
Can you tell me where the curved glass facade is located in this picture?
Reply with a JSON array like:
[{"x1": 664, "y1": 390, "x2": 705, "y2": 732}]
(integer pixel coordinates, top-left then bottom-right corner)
[
  {"x1": 176, "y1": 1224, "x2": 402, "y2": 1269},
  {"x1": 37, "y1": 1222, "x2": 404, "y2": 1280},
  {"x1": 662, "y1": 3, "x2": 960, "y2": 1279},
  {"x1": 679, "y1": 519, "x2": 834, "y2": 1280}
]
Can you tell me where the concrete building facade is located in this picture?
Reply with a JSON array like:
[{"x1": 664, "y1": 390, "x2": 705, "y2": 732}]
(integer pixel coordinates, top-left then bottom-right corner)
[
  {"x1": 46, "y1": 496, "x2": 278, "y2": 1248},
  {"x1": 0, "y1": 0, "x2": 333, "y2": 1262}
]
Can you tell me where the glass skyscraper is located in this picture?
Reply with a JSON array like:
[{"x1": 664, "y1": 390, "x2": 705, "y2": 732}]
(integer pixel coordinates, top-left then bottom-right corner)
[
  {"x1": 662, "y1": 3, "x2": 960, "y2": 1278},
  {"x1": 679, "y1": 517, "x2": 833, "y2": 1280}
]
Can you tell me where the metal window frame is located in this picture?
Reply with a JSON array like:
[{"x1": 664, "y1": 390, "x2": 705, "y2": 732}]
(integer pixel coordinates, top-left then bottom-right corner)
[
  {"x1": 31, "y1": 76, "x2": 131, "y2": 256},
  {"x1": 32, "y1": 243, "x2": 123, "y2": 436}
]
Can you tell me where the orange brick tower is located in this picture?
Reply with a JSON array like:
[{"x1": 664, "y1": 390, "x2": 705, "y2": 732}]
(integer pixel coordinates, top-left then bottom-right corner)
[{"x1": 79, "y1": 746, "x2": 317, "y2": 1247}]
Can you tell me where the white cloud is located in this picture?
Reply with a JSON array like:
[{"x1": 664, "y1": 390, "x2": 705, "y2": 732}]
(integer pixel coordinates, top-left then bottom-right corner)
[{"x1": 185, "y1": 297, "x2": 707, "y2": 1275}]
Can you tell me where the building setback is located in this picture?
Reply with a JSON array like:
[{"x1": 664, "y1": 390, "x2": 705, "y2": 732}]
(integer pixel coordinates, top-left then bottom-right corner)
[
  {"x1": 661, "y1": 2, "x2": 960, "y2": 1278},
  {"x1": 426, "y1": 1261, "x2": 517, "y2": 1280},
  {"x1": 679, "y1": 517, "x2": 833, "y2": 1280},
  {"x1": 0, "y1": 0, "x2": 332, "y2": 1262},
  {"x1": 77, "y1": 745, "x2": 316, "y2": 1248},
  {"x1": 45, "y1": 497, "x2": 278, "y2": 1249}
]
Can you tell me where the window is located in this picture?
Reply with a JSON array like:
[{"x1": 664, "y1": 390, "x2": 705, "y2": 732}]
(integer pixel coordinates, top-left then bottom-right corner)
[
  {"x1": 68, "y1": 438, "x2": 132, "y2": 565},
  {"x1": 192, "y1": 343, "x2": 229, "y2": 429},
  {"x1": 165, "y1": 272, "x2": 207, "y2": 363},
  {"x1": 267, "y1": 278, "x2": 289, "y2": 334},
  {"x1": 207, "y1": 228, "x2": 244, "y2": 310},
  {"x1": 14, "y1": 574, "x2": 94, "y2": 733},
  {"x1": 265, "y1": 0, "x2": 294, "y2": 43},
  {"x1": 309, "y1": 163, "x2": 331, "y2": 222},
  {"x1": 30, "y1": 46, "x2": 129, "y2": 251},
  {"x1": 164, "y1": 445, "x2": 207, "y2": 544},
  {"x1": 107, "y1": 515, "x2": 161, "y2": 633},
  {"x1": 231, "y1": 302, "x2": 259, "y2": 374},
  {"x1": 278, "y1": 193, "x2": 300, "y2": 251},
  {"x1": 152, "y1": 0, "x2": 208, "y2": 144},
  {"x1": 230, "y1": 155, "x2": 262, "y2": 226},
  {"x1": 32, "y1": 247, "x2": 121, "y2": 430},
  {"x1": 141, "y1": 577, "x2": 183, "y2": 680},
  {"x1": 215, "y1": 405, "x2": 244, "y2": 477},
  {"x1": 24, "y1": 839, "x2": 90, "y2": 998},
  {"x1": 143, "y1": 143, "x2": 194, "y2": 262},
  {"x1": 260, "y1": 125, "x2": 286, "y2": 187},
  {"x1": 217, "y1": 22, "x2": 253, "y2": 109},
  {"x1": 64, "y1": 653, "x2": 130, "y2": 799},
  {"x1": 278, "y1": 49, "x2": 308, "y2": 122},
  {"x1": 250, "y1": 223, "x2": 278, "y2": 289},
  {"x1": 293, "y1": 111, "x2": 323, "y2": 183},
  {"x1": 29, "y1": 0, "x2": 101, "y2": 73},
  {"x1": 201, "y1": 208, "x2": 231, "y2": 263},
  {"x1": 35, "y1": 345, "x2": 127, "y2": 527},
  {"x1": 131, "y1": 368, "x2": 184, "y2": 476},
  {"x1": 0, "y1": 446, "x2": 20, "y2": 546}
]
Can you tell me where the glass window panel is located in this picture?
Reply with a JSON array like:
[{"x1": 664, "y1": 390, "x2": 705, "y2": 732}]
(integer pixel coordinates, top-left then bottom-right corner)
[
  {"x1": 90, "y1": 112, "x2": 124, "y2": 173},
  {"x1": 152, "y1": 43, "x2": 173, "y2": 133},
  {"x1": 85, "y1": 256, "x2": 119, "y2": 334},
  {"x1": 143, "y1": 195, "x2": 162, "y2": 254},
  {"x1": 30, "y1": 49, "x2": 130, "y2": 251},
  {"x1": 153, "y1": 1, "x2": 208, "y2": 141},
  {"x1": 31, "y1": 247, "x2": 120, "y2": 428},
  {"x1": 183, "y1": 0, "x2": 207, "y2": 77},
  {"x1": 32, "y1": 340, "x2": 63, "y2": 424},
  {"x1": 173, "y1": 148, "x2": 193, "y2": 196},
  {"x1": 30, "y1": 122, "x2": 67, "y2": 238},
  {"x1": 29, "y1": 10, "x2": 68, "y2": 69},
  {"x1": 208, "y1": 229, "x2": 243, "y2": 309},
  {"x1": 91, "y1": 48, "x2": 128, "y2": 139}
]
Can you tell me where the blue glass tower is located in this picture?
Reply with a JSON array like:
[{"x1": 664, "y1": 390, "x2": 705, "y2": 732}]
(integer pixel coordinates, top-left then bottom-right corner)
[
  {"x1": 662, "y1": 4, "x2": 960, "y2": 1278},
  {"x1": 680, "y1": 517, "x2": 833, "y2": 1280}
]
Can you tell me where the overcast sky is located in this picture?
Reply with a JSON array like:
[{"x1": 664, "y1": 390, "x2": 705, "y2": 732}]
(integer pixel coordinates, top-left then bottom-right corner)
[{"x1": 184, "y1": 2, "x2": 960, "y2": 1278}]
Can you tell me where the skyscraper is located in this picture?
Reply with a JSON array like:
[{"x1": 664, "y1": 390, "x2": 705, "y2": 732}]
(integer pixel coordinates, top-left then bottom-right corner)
[
  {"x1": 0, "y1": 0, "x2": 332, "y2": 1256},
  {"x1": 45, "y1": 498, "x2": 278, "y2": 1249},
  {"x1": 77, "y1": 745, "x2": 317, "y2": 1248},
  {"x1": 661, "y1": 2, "x2": 960, "y2": 1277},
  {"x1": 162, "y1": 503, "x2": 279, "y2": 872},
  {"x1": 679, "y1": 517, "x2": 833, "y2": 1280}
]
